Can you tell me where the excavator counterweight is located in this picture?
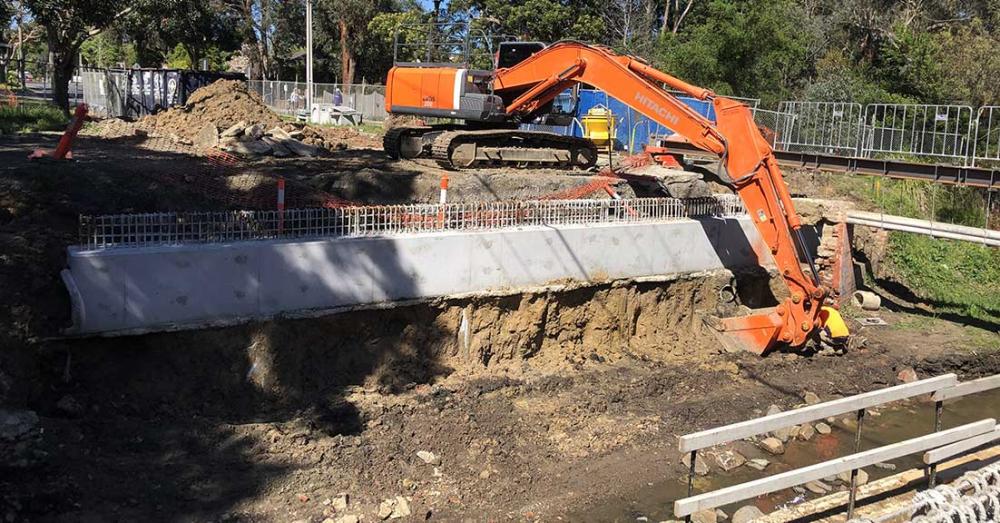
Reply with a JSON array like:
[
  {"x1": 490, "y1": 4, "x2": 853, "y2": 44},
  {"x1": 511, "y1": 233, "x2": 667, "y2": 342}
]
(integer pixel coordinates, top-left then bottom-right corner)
[{"x1": 383, "y1": 40, "x2": 841, "y2": 354}]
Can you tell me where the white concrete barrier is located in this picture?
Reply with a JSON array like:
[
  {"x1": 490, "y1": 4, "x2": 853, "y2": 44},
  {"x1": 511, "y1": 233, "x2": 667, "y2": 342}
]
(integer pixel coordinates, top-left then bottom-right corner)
[{"x1": 62, "y1": 217, "x2": 768, "y2": 335}]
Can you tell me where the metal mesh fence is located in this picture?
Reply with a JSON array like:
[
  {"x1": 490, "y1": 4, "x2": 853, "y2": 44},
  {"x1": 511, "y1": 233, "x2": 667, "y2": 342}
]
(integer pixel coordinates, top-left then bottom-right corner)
[
  {"x1": 862, "y1": 104, "x2": 975, "y2": 163},
  {"x1": 972, "y1": 106, "x2": 1000, "y2": 167},
  {"x1": 78, "y1": 195, "x2": 745, "y2": 249},
  {"x1": 247, "y1": 80, "x2": 387, "y2": 121},
  {"x1": 777, "y1": 101, "x2": 864, "y2": 155}
]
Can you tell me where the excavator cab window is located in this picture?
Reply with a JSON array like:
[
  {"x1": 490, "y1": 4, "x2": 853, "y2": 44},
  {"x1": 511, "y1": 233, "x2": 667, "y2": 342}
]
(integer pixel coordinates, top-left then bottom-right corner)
[{"x1": 496, "y1": 42, "x2": 545, "y2": 69}]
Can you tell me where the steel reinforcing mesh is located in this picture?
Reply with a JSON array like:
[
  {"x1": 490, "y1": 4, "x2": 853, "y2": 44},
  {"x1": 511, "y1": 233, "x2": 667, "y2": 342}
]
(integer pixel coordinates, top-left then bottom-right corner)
[
  {"x1": 848, "y1": 460, "x2": 1000, "y2": 523},
  {"x1": 78, "y1": 195, "x2": 746, "y2": 249}
]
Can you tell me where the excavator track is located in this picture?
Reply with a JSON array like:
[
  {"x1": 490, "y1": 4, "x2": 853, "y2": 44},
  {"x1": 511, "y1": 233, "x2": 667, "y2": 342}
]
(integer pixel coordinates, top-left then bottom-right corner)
[
  {"x1": 382, "y1": 125, "x2": 433, "y2": 159},
  {"x1": 431, "y1": 129, "x2": 599, "y2": 170}
]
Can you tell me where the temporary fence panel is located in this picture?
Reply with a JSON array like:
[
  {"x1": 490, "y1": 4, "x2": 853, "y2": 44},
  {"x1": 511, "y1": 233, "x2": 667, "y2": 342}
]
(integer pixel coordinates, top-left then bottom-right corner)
[
  {"x1": 752, "y1": 108, "x2": 795, "y2": 149},
  {"x1": 862, "y1": 104, "x2": 975, "y2": 164},
  {"x1": 249, "y1": 80, "x2": 388, "y2": 122},
  {"x1": 777, "y1": 101, "x2": 864, "y2": 155},
  {"x1": 80, "y1": 69, "x2": 128, "y2": 118},
  {"x1": 972, "y1": 106, "x2": 1000, "y2": 167}
]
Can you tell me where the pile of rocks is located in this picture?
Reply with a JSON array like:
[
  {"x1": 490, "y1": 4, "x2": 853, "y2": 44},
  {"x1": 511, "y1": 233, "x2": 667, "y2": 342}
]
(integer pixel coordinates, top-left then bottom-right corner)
[{"x1": 193, "y1": 120, "x2": 342, "y2": 158}]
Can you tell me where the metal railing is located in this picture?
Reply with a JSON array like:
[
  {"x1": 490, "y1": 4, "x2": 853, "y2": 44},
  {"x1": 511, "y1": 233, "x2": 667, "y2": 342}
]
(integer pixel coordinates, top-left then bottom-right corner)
[
  {"x1": 78, "y1": 195, "x2": 746, "y2": 249},
  {"x1": 777, "y1": 101, "x2": 864, "y2": 155},
  {"x1": 862, "y1": 104, "x2": 975, "y2": 163}
]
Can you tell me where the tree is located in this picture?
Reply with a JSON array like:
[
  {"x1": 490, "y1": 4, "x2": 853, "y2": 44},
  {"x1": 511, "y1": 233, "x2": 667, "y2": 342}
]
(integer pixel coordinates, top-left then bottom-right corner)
[
  {"x1": 661, "y1": 0, "x2": 696, "y2": 34},
  {"x1": 654, "y1": 0, "x2": 812, "y2": 104},
  {"x1": 602, "y1": 0, "x2": 658, "y2": 55},
  {"x1": 24, "y1": 0, "x2": 136, "y2": 111},
  {"x1": 450, "y1": 0, "x2": 606, "y2": 43}
]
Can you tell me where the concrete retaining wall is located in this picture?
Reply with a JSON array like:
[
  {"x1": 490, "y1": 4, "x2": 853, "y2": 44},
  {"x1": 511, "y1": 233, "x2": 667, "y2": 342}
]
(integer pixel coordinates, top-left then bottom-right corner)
[{"x1": 62, "y1": 217, "x2": 769, "y2": 335}]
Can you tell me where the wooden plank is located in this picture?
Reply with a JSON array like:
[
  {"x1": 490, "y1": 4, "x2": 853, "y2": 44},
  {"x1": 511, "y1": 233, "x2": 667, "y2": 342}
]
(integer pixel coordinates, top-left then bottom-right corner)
[
  {"x1": 678, "y1": 374, "x2": 957, "y2": 453},
  {"x1": 931, "y1": 374, "x2": 1000, "y2": 402},
  {"x1": 673, "y1": 418, "x2": 994, "y2": 518},
  {"x1": 760, "y1": 445, "x2": 1000, "y2": 523},
  {"x1": 923, "y1": 427, "x2": 1000, "y2": 464}
]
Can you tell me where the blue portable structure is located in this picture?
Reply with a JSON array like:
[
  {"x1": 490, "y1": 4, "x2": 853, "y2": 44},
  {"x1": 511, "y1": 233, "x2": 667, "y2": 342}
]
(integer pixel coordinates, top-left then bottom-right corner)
[{"x1": 522, "y1": 88, "x2": 718, "y2": 153}]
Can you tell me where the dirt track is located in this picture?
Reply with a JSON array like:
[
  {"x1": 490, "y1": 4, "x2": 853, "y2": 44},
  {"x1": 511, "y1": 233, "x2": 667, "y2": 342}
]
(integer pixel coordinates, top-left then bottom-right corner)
[{"x1": 1, "y1": 133, "x2": 998, "y2": 522}]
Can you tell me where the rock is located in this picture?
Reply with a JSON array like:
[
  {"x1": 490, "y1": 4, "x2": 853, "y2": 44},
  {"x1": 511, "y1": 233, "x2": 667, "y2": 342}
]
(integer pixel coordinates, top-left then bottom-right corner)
[
  {"x1": 837, "y1": 469, "x2": 869, "y2": 486},
  {"x1": 874, "y1": 462, "x2": 897, "y2": 471},
  {"x1": 402, "y1": 478, "x2": 417, "y2": 490},
  {"x1": 378, "y1": 499, "x2": 394, "y2": 519},
  {"x1": 390, "y1": 496, "x2": 410, "y2": 519},
  {"x1": 815, "y1": 422, "x2": 832, "y2": 435},
  {"x1": 682, "y1": 452, "x2": 710, "y2": 476},
  {"x1": 479, "y1": 469, "x2": 491, "y2": 479},
  {"x1": 267, "y1": 126, "x2": 292, "y2": 140},
  {"x1": 0, "y1": 409, "x2": 38, "y2": 441},
  {"x1": 898, "y1": 367, "x2": 918, "y2": 383},
  {"x1": 261, "y1": 136, "x2": 292, "y2": 157},
  {"x1": 691, "y1": 509, "x2": 717, "y2": 523},
  {"x1": 803, "y1": 391, "x2": 821, "y2": 405},
  {"x1": 332, "y1": 492, "x2": 349, "y2": 511},
  {"x1": 229, "y1": 137, "x2": 273, "y2": 156},
  {"x1": 798, "y1": 424, "x2": 816, "y2": 441},
  {"x1": 416, "y1": 450, "x2": 441, "y2": 465},
  {"x1": 805, "y1": 480, "x2": 832, "y2": 494},
  {"x1": 221, "y1": 121, "x2": 247, "y2": 137},
  {"x1": 747, "y1": 458, "x2": 769, "y2": 471},
  {"x1": 296, "y1": 492, "x2": 309, "y2": 502},
  {"x1": 715, "y1": 509, "x2": 728, "y2": 521},
  {"x1": 56, "y1": 395, "x2": 84, "y2": 416},
  {"x1": 336, "y1": 517, "x2": 359, "y2": 523},
  {"x1": 194, "y1": 123, "x2": 219, "y2": 149},
  {"x1": 732, "y1": 505, "x2": 765, "y2": 523},
  {"x1": 714, "y1": 450, "x2": 746, "y2": 471},
  {"x1": 759, "y1": 437, "x2": 785, "y2": 455},
  {"x1": 288, "y1": 129, "x2": 305, "y2": 140},
  {"x1": 245, "y1": 123, "x2": 265, "y2": 140},
  {"x1": 773, "y1": 425, "x2": 798, "y2": 443},
  {"x1": 792, "y1": 486, "x2": 806, "y2": 494},
  {"x1": 766, "y1": 404, "x2": 782, "y2": 416},
  {"x1": 282, "y1": 138, "x2": 321, "y2": 158}
]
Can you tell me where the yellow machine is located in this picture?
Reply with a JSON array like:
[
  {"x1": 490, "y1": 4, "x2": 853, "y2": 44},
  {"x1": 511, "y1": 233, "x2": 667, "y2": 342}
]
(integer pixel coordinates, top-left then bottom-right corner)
[{"x1": 580, "y1": 106, "x2": 616, "y2": 147}]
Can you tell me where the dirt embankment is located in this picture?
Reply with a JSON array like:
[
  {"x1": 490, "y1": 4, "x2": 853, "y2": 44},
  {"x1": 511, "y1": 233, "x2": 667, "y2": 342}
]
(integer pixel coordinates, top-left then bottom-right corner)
[{"x1": 1, "y1": 129, "x2": 998, "y2": 522}]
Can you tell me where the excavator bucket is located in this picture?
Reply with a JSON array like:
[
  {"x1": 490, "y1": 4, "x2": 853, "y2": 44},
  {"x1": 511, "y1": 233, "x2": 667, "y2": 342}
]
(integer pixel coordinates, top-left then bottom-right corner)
[{"x1": 703, "y1": 309, "x2": 785, "y2": 355}]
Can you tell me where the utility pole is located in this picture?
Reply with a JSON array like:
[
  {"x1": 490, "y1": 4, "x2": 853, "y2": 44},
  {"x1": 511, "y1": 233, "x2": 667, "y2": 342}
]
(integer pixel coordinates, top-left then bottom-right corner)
[{"x1": 305, "y1": 0, "x2": 313, "y2": 119}]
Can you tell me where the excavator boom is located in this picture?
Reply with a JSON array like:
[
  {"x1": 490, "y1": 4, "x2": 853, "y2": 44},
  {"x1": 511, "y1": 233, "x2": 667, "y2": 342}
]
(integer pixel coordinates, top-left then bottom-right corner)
[
  {"x1": 494, "y1": 42, "x2": 829, "y2": 353},
  {"x1": 384, "y1": 41, "x2": 833, "y2": 353}
]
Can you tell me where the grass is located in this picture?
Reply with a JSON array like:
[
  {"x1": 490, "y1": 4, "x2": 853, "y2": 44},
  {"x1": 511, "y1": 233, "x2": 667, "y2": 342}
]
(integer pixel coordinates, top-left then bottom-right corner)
[
  {"x1": 0, "y1": 103, "x2": 68, "y2": 134},
  {"x1": 830, "y1": 175, "x2": 1000, "y2": 323}
]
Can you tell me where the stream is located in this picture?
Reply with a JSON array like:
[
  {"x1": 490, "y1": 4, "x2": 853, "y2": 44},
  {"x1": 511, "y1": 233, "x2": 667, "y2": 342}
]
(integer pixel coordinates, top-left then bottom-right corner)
[{"x1": 576, "y1": 388, "x2": 1000, "y2": 522}]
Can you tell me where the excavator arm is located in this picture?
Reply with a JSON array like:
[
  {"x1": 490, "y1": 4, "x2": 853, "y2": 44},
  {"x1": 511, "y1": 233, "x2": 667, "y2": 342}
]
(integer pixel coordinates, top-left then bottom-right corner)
[{"x1": 493, "y1": 42, "x2": 830, "y2": 354}]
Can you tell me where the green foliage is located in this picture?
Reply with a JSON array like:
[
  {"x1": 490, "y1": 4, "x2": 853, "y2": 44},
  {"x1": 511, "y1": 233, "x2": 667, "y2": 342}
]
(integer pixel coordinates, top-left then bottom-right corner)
[
  {"x1": 886, "y1": 233, "x2": 1000, "y2": 322},
  {"x1": 653, "y1": 0, "x2": 812, "y2": 104},
  {"x1": 450, "y1": 0, "x2": 606, "y2": 43},
  {"x1": 0, "y1": 103, "x2": 67, "y2": 134},
  {"x1": 833, "y1": 175, "x2": 999, "y2": 322}
]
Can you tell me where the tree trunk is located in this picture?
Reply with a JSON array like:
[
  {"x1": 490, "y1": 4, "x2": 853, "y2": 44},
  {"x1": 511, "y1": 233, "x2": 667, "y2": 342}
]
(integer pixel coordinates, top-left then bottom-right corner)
[
  {"x1": 339, "y1": 19, "x2": 354, "y2": 85},
  {"x1": 52, "y1": 54, "x2": 76, "y2": 114}
]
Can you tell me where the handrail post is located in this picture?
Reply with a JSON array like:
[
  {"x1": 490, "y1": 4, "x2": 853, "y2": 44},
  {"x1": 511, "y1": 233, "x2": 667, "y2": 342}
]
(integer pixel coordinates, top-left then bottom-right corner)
[
  {"x1": 846, "y1": 408, "x2": 866, "y2": 519},
  {"x1": 929, "y1": 399, "x2": 944, "y2": 487},
  {"x1": 685, "y1": 449, "x2": 697, "y2": 523}
]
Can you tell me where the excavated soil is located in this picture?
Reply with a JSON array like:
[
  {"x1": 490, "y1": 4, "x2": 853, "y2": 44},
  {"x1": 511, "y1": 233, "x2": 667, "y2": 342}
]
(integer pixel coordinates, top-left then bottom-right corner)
[
  {"x1": 0, "y1": 134, "x2": 997, "y2": 522},
  {"x1": 138, "y1": 79, "x2": 282, "y2": 140}
]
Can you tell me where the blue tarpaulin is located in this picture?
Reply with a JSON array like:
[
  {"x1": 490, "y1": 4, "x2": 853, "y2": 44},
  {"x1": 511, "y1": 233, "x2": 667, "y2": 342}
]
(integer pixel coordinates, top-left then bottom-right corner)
[{"x1": 522, "y1": 88, "x2": 717, "y2": 153}]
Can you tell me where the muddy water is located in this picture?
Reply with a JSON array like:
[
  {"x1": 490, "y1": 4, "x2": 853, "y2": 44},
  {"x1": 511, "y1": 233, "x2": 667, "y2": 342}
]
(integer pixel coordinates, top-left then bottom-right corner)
[{"x1": 579, "y1": 388, "x2": 1000, "y2": 522}]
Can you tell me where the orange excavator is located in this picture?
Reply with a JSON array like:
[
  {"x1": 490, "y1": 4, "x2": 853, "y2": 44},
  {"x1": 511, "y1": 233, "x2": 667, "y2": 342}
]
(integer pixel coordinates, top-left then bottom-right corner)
[{"x1": 383, "y1": 40, "x2": 847, "y2": 355}]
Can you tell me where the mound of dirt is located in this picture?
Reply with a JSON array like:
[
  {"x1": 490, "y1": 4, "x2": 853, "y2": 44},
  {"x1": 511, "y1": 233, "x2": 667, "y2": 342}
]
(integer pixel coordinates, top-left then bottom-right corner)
[{"x1": 139, "y1": 80, "x2": 282, "y2": 141}]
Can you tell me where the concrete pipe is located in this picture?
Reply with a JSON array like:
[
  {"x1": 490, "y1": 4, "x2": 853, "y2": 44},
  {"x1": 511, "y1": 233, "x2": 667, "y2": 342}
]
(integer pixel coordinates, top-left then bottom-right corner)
[{"x1": 853, "y1": 290, "x2": 881, "y2": 311}]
